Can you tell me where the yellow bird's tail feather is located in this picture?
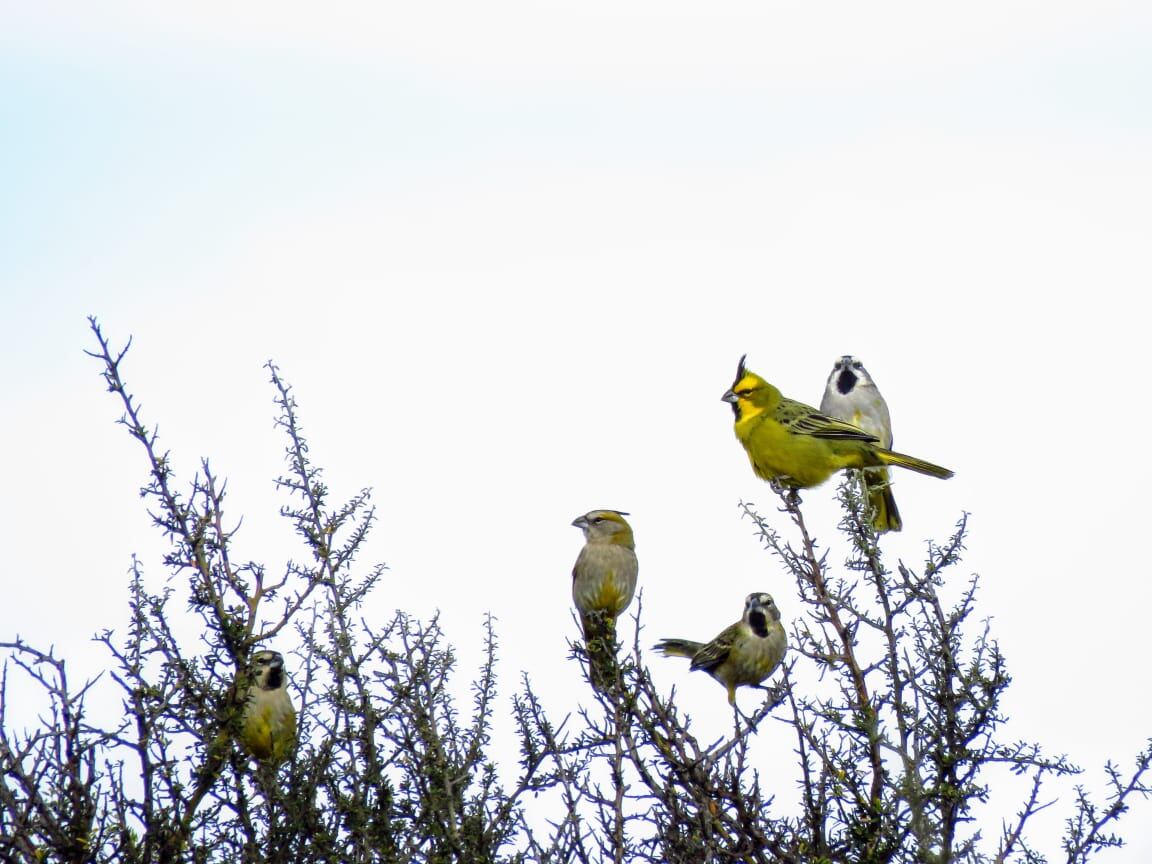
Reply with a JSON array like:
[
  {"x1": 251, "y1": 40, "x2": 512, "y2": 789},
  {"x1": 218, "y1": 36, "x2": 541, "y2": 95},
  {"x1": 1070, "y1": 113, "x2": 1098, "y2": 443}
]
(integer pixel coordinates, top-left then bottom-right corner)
[{"x1": 876, "y1": 449, "x2": 954, "y2": 480}]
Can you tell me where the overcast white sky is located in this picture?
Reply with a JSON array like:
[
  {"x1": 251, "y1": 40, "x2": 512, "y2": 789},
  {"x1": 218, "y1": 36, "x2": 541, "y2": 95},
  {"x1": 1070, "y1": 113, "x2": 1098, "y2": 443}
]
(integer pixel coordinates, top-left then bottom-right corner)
[{"x1": 2, "y1": 1, "x2": 1150, "y2": 856}]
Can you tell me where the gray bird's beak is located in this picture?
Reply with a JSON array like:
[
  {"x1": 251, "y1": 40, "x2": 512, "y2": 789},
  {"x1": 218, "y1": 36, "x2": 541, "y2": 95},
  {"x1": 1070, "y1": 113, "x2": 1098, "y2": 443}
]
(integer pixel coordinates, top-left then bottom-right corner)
[
  {"x1": 721, "y1": 389, "x2": 737, "y2": 404},
  {"x1": 571, "y1": 516, "x2": 588, "y2": 529}
]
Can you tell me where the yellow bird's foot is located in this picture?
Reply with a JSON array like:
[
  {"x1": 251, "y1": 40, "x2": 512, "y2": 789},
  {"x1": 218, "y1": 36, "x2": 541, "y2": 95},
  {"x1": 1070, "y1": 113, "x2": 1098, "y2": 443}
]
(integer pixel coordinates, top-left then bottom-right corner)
[{"x1": 770, "y1": 485, "x2": 802, "y2": 515}]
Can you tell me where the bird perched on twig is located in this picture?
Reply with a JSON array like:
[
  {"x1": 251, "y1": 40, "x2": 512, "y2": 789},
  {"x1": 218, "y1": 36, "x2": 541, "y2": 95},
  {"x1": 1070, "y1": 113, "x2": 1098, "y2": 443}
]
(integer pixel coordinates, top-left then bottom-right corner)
[
  {"x1": 238, "y1": 649, "x2": 297, "y2": 764},
  {"x1": 820, "y1": 355, "x2": 902, "y2": 533},
  {"x1": 571, "y1": 510, "x2": 639, "y2": 693},
  {"x1": 654, "y1": 592, "x2": 787, "y2": 706},
  {"x1": 722, "y1": 355, "x2": 953, "y2": 490}
]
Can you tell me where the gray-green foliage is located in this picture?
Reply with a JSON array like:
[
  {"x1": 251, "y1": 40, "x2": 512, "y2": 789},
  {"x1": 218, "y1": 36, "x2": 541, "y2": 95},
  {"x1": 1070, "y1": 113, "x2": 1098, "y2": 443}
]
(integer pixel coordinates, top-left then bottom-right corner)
[{"x1": 1, "y1": 319, "x2": 1148, "y2": 863}]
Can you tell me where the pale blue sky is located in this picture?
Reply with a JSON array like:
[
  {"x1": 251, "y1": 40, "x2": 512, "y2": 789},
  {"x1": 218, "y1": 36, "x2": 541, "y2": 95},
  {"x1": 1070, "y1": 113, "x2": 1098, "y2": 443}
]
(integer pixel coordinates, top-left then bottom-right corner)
[{"x1": 3, "y1": 2, "x2": 1151, "y2": 856}]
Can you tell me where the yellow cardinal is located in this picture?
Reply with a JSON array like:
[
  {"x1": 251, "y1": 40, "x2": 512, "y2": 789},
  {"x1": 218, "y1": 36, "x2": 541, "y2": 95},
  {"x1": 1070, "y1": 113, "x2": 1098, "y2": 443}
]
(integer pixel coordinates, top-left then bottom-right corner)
[
  {"x1": 722, "y1": 355, "x2": 952, "y2": 489},
  {"x1": 820, "y1": 355, "x2": 902, "y2": 532},
  {"x1": 654, "y1": 592, "x2": 787, "y2": 706},
  {"x1": 571, "y1": 509, "x2": 639, "y2": 693},
  {"x1": 238, "y1": 649, "x2": 297, "y2": 764}
]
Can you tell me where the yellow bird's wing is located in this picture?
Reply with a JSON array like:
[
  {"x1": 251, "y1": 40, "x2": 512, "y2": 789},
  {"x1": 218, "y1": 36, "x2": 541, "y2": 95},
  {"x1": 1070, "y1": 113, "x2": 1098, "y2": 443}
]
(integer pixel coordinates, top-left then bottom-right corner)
[{"x1": 777, "y1": 397, "x2": 880, "y2": 442}]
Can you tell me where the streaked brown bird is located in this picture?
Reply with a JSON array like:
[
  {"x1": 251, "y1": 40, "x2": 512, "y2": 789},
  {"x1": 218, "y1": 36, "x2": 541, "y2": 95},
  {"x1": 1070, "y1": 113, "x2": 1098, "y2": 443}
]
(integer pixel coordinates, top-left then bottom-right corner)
[
  {"x1": 571, "y1": 509, "x2": 639, "y2": 693},
  {"x1": 654, "y1": 592, "x2": 787, "y2": 706},
  {"x1": 238, "y1": 649, "x2": 297, "y2": 764}
]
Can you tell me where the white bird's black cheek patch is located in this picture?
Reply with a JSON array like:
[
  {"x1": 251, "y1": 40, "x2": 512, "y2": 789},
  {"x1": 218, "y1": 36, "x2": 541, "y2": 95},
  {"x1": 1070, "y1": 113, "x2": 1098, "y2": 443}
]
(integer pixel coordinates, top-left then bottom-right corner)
[
  {"x1": 748, "y1": 610, "x2": 769, "y2": 638},
  {"x1": 836, "y1": 368, "x2": 858, "y2": 394}
]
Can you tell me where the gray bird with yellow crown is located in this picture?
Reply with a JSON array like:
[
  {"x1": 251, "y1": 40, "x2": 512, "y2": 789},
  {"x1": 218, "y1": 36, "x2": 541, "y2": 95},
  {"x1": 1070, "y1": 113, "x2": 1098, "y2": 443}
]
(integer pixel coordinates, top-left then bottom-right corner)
[{"x1": 571, "y1": 509, "x2": 638, "y2": 693}]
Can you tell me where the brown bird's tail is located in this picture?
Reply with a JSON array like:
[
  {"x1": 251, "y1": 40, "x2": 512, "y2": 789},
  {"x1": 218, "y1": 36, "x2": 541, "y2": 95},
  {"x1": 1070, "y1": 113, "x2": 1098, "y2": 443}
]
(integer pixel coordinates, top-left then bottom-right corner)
[
  {"x1": 876, "y1": 448, "x2": 954, "y2": 480},
  {"x1": 652, "y1": 639, "x2": 705, "y2": 660},
  {"x1": 863, "y1": 467, "x2": 902, "y2": 533},
  {"x1": 582, "y1": 610, "x2": 621, "y2": 693}
]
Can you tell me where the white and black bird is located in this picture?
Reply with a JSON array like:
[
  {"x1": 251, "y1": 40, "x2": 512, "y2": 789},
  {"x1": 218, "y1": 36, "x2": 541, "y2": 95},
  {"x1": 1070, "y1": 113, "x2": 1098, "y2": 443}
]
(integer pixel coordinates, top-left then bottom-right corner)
[{"x1": 820, "y1": 355, "x2": 901, "y2": 532}]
